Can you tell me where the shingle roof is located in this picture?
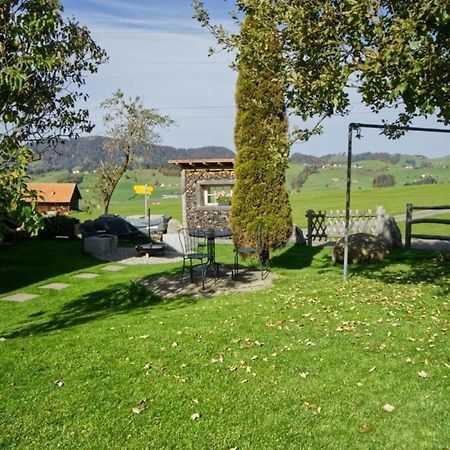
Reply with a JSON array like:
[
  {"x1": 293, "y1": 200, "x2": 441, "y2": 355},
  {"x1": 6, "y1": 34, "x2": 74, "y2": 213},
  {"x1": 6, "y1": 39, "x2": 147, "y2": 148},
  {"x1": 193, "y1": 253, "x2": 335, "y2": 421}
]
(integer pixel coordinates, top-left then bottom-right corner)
[{"x1": 26, "y1": 183, "x2": 82, "y2": 203}]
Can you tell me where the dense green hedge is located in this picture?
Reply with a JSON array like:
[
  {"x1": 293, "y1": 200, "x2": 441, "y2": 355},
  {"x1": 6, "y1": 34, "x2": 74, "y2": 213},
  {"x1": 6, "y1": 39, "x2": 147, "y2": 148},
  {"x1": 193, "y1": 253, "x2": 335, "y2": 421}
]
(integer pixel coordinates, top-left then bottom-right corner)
[
  {"x1": 38, "y1": 215, "x2": 80, "y2": 239},
  {"x1": 231, "y1": 14, "x2": 292, "y2": 257}
]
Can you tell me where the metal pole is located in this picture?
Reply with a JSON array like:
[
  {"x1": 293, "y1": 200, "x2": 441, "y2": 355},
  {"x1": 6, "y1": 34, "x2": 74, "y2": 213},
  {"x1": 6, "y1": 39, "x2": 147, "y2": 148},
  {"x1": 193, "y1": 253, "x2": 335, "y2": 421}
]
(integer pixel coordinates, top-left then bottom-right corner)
[
  {"x1": 148, "y1": 207, "x2": 151, "y2": 241},
  {"x1": 144, "y1": 183, "x2": 148, "y2": 217},
  {"x1": 343, "y1": 124, "x2": 354, "y2": 282}
]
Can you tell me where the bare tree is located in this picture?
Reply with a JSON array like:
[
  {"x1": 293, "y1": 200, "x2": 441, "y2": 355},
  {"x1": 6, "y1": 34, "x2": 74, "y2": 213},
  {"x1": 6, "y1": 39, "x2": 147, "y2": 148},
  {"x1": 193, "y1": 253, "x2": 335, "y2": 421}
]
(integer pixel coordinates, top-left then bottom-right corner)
[{"x1": 94, "y1": 90, "x2": 173, "y2": 214}]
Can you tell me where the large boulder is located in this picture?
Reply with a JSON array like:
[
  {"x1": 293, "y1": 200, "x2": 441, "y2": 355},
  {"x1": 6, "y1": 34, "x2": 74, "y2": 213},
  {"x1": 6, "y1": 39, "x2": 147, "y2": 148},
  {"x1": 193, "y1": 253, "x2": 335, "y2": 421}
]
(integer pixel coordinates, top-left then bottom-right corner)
[
  {"x1": 332, "y1": 233, "x2": 390, "y2": 264},
  {"x1": 377, "y1": 216, "x2": 402, "y2": 248}
]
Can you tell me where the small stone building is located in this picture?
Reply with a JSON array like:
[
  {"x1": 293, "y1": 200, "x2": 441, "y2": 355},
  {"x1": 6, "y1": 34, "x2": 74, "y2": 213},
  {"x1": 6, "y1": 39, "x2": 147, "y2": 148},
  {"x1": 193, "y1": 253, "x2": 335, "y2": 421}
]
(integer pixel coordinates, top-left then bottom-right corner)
[
  {"x1": 26, "y1": 183, "x2": 82, "y2": 215},
  {"x1": 169, "y1": 159, "x2": 235, "y2": 229}
]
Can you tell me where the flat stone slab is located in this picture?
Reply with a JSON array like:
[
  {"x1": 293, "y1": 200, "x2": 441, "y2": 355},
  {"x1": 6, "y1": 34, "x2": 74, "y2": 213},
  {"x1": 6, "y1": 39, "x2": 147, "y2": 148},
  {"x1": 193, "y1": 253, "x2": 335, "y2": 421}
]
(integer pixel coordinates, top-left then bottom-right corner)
[
  {"x1": 40, "y1": 283, "x2": 71, "y2": 290},
  {"x1": 1, "y1": 293, "x2": 39, "y2": 302},
  {"x1": 101, "y1": 265, "x2": 126, "y2": 272},
  {"x1": 73, "y1": 273, "x2": 100, "y2": 279}
]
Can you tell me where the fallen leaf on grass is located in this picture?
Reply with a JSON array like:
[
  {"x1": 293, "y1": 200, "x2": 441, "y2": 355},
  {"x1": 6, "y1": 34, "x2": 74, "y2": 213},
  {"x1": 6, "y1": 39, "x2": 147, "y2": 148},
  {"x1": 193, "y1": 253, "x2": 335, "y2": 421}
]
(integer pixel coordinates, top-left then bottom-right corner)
[
  {"x1": 211, "y1": 354, "x2": 224, "y2": 364},
  {"x1": 53, "y1": 379, "x2": 64, "y2": 387},
  {"x1": 369, "y1": 366, "x2": 376, "y2": 372},
  {"x1": 190, "y1": 412, "x2": 201, "y2": 421},
  {"x1": 303, "y1": 402, "x2": 321, "y2": 413},
  {"x1": 417, "y1": 370, "x2": 428, "y2": 378},
  {"x1": 359, "y1": 424, "x2": 372, "y2": 433},
  {"x1": 132, "y1": 399, "x2": 148, "y2": 415},
  {"x1": 382, "y1": 403, "x2": 395, "y2": 413}
]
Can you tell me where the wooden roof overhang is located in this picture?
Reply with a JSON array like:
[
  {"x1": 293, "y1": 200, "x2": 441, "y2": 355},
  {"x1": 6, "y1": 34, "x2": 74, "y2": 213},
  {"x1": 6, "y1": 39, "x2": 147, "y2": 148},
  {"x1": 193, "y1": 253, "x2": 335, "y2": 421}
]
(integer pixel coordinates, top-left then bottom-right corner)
[{"x1": 169, "y1": 159, "x2": 235, "y2": 171}]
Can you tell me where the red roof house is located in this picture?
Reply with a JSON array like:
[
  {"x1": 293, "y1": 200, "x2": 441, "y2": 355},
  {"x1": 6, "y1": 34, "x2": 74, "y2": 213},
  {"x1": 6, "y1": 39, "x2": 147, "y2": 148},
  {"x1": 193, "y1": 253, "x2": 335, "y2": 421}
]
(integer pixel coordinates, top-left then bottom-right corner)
[{"x1": 26, "y1": 183, "x2": 82, "y2": 214}]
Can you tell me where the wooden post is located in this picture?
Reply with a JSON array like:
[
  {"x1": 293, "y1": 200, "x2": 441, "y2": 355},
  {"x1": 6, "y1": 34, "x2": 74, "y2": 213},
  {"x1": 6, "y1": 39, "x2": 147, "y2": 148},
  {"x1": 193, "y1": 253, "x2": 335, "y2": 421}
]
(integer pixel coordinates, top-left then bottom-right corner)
[
  {"x1": 405, "y1": 203, "x2": 413, "y2": 248},
  {"x1": 306, "y1": 210, "x2": 313, "y2": 246},
  {"x1": 376, "y1": 206, "x2": 385, "y2": 236}
]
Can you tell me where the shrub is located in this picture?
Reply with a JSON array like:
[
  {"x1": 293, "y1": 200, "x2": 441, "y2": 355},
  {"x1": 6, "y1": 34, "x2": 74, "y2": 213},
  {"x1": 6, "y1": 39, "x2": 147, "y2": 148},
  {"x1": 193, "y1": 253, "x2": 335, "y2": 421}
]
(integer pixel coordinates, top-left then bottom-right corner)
[
  {"x1": 38, "y1": 215, "x2": 80, "y2": 239},
  {"x1": 57, "y1": 171, "x2": 84, "y2": 184},
  {"x1": 373, "y1": 174, "x2": 396, "y2": 188}
]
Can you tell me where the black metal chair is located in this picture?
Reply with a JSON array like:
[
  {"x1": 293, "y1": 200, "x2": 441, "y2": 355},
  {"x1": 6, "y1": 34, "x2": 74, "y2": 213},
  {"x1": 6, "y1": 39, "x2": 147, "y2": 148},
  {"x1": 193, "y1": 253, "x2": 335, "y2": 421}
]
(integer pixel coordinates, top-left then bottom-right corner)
[
  {"x1": 178, "y1": 228, "x2": 210, "y2": 289},
  {"x1": 233, "y1": 221, "x2": 267, "y2": 280}
]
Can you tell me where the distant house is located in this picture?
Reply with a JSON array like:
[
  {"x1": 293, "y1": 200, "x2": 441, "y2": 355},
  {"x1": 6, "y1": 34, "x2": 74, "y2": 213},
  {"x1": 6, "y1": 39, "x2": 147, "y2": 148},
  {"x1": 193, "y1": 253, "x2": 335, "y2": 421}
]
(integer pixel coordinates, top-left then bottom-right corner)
[
  {"x1": 26, "y1": 183, "x2": 82, "y2": 215},
  {"x1": 169, "y1": 159, "x2": 235, "y2": 229}
]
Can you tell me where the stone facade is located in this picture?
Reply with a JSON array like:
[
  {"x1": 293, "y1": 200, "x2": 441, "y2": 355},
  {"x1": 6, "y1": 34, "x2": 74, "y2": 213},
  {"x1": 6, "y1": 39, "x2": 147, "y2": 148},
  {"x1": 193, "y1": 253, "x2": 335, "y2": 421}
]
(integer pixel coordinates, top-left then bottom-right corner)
[
  {"x1": 169, "y1": 159, "x2": 236, "y2": 230},
  {"x1": 185, "y1": 169, "x2": 235, "y2": 230}
]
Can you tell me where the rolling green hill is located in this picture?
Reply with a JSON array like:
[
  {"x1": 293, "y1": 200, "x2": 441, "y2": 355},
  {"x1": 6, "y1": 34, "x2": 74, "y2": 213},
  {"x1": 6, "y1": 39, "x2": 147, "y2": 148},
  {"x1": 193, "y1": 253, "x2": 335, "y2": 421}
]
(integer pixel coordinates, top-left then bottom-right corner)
[{"x1": 31, "y1": 157, "x2": 450, "y2": 234}]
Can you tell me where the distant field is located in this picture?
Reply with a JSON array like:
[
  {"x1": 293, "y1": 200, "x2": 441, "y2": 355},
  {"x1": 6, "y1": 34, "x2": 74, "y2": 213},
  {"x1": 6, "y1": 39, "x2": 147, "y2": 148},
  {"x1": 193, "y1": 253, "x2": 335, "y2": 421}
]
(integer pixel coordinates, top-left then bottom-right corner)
[
  {"x1": 290, "y1": 183, "x2": 450, "y2": 228},
  {"x1": 31, "y1": 162, "x2": 449, "y2": 233}
]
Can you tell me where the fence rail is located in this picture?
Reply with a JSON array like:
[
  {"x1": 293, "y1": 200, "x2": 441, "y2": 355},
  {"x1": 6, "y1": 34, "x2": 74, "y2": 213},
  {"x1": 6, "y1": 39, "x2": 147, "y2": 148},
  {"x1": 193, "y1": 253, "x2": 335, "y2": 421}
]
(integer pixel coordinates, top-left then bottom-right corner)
[
  {"x1": 405, "y1": 203, "x2": 450, "y2": 248},
  {"x1": 306, "y1": 207, "x2": 384, "y2": 246}
]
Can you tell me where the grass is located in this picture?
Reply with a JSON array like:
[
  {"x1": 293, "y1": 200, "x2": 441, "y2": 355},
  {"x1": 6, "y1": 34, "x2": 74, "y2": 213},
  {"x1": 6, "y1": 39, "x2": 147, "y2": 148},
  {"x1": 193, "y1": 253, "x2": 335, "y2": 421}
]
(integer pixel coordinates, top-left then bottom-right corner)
[
  {"x1": 290, "y1": 183, "x2": 450, "y2": 228},
  {"x1": 0, "y1": 238, "x2": 449, "y2": 449},
  {"x1": 32, "y1": 163, "x2": 449, "y2": 230}
]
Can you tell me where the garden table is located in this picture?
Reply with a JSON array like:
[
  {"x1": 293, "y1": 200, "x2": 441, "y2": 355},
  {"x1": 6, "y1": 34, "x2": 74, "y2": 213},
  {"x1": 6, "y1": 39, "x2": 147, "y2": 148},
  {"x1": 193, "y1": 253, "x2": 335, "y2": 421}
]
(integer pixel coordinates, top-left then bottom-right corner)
[{"x1": 189, "y1": 229, "x2": 233, "y2": 276}]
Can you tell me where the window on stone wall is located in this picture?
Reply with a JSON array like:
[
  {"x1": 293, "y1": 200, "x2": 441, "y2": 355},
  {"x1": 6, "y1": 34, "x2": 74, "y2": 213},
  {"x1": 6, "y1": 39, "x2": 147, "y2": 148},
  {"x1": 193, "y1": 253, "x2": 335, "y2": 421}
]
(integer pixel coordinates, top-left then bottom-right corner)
[
  {"x1": 203, "y1": 185, "x2": 232, "y2": 206},
  {"x1": 197, "y1": 180, "x2": 234, "y2": 207}
]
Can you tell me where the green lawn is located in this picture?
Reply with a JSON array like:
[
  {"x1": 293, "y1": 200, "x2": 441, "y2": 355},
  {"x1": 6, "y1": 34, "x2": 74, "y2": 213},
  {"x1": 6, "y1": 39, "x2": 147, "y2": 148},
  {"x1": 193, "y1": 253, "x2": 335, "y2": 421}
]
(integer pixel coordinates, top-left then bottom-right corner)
[
  {"x1": 0, "y1": 239, "x2": 448, "y2": 449},
  {"x1": 290, "y1": 183, "x2": 450, "y2": 228}
]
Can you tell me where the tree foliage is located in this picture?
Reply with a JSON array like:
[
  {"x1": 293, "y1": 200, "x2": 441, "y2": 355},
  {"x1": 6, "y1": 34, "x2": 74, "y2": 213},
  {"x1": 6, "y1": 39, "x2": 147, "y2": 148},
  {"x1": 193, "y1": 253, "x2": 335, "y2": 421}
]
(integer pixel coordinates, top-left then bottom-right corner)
[
  {"x1": 291, "y1": 165, "x2": 319, "y2": 192},
  {"x1": 194, "y1": 0, "x2": 450, "y2": 139},
  {"x1": 230, "y1": 12, "x2": 292, "y2": 255},
  {"x1": 0, "y1": 0, "x2": 107, "y2": 237},
  {"x1": 372, "y1": 174, "x2": 396, "y2": 188},
  {"x1": 94, "y1": 90, "x2": 173, "y2": 214}
]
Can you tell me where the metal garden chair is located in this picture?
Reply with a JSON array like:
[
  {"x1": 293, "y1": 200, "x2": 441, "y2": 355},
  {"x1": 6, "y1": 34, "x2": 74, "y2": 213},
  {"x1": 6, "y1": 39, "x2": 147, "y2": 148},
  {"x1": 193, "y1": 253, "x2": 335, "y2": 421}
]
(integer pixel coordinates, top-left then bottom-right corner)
[
  {"x1": 178, "y1": 228, "x2": 210, "y2": 289},
  {"x1": 233, "y1": 221, "x2": 267, "y2": 280}
]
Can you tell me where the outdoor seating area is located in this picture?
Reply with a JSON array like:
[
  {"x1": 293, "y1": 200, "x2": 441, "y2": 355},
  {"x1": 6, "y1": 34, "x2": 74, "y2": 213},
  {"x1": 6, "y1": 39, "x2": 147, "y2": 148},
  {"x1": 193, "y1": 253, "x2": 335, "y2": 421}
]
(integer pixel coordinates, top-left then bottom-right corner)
[{"x1": 79, "y1": 220, "x2": 272, "y2": 292}]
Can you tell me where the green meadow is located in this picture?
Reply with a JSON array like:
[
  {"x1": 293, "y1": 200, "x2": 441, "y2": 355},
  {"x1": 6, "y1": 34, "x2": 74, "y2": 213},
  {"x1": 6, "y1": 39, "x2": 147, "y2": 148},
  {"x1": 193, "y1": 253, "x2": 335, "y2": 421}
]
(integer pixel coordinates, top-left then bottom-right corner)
[
  {"x1": 32, "y1": 161, "x2": 450, "y2": 232},
  {"x1": 1, "y1": 160, "x2": 447, "y2": 448},
  {"x1": 1, "y1": 239, "x2": 449, "y2": 449}
]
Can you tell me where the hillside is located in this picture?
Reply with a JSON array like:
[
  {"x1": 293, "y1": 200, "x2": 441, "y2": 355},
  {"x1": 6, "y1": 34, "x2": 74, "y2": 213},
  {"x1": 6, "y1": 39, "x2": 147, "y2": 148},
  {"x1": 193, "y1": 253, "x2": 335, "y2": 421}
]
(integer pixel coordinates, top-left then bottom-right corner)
[
  {"x1": 29, "y1": 135, "x2": 449, "y2": 175},
  {"x1": 29, "y1": 136, "x2": 235, "y2": 174}
]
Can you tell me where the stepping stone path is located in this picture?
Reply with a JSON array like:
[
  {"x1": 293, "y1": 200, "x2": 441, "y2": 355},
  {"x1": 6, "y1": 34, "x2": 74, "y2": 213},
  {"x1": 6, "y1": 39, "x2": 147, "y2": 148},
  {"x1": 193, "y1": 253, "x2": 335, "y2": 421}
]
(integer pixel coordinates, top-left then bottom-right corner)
[
  {"x1": 40, "y1": 282, "x2": 71, "y2": 290},
  {"x1": 101, "y1": 265, "x2": 126, "y2": 272},
  {"x1": 73, "y1": 273, "x2": 99, "y2": 279},
  {"x1": 1, "y1": 293, "x2": 39, "y2": 302}
]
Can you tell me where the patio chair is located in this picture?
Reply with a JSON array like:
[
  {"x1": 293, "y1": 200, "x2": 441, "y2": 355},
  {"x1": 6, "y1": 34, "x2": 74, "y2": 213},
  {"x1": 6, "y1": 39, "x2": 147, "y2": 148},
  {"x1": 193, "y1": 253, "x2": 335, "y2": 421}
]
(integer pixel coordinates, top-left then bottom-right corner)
[
  {"x1": 233, "y1": 221, "x2": 267, "y2": 280},
  {"x1": 178, "y1": 228, "x2": 210, "y2": 289}
]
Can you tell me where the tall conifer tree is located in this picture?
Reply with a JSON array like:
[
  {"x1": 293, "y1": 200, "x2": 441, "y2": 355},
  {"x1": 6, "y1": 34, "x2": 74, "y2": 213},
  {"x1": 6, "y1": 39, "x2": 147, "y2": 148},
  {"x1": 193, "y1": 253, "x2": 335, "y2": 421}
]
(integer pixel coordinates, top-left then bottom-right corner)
[{"x1": 231, "y1": 9, "x2": 292, "y2": 258}]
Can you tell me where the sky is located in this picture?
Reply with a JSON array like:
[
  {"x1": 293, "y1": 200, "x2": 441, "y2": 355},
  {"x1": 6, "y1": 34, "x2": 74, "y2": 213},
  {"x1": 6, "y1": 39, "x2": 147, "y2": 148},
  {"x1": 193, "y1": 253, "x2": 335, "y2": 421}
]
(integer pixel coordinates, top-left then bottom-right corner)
[{"x1": 61, "y1": 0, "x2": 450, "y2": 158}]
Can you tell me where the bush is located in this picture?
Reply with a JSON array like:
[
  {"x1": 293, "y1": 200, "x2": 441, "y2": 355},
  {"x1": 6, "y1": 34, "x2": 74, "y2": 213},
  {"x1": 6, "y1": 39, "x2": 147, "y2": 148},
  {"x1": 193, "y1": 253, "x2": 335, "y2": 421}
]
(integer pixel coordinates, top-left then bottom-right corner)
[
  {"x1": 56, "y1": 171, "x2": 84, "y2": 184},
  {"x1": 405, "y1": 175, "x2": 438, "y2": 186},
  {"x1": 159, "y1": 166, "x2": 181, "y2": 177},
  {"x1": 38, "y1": 215, "x2": 80, "y2": 239},
  {"x1": 373, "y1": 174, "x2": 396, "y2": 188}
]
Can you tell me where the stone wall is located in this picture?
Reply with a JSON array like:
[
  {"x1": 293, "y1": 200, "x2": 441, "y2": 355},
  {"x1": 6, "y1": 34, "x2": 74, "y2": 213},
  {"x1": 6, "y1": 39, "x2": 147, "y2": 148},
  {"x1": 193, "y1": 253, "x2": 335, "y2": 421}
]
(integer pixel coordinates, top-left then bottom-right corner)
[{"x1": 184, "y1": 169, "x2": 235, "y2": 230}]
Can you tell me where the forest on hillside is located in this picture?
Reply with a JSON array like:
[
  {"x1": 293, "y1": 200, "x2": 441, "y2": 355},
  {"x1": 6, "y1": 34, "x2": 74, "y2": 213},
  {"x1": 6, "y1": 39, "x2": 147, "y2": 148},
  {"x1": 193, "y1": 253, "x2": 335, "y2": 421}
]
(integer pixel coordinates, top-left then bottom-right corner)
[
  {"x1": 29, "y1": 136, "x2": 447, "y2": 175},
  {"x1": 29, "y1": 136, "x2": 235, "y2": 173}
]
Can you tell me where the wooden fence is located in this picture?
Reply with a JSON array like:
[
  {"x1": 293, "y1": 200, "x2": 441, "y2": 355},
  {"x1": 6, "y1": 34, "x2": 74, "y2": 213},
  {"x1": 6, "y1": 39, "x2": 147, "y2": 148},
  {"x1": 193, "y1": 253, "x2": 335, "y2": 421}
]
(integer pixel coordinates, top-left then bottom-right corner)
[
  {"x1": 405, "y1": 203, "x2": 450, "y2": 248},
  {"x1": 305, "y1": 207, "x2": 384, "y2": 246}
]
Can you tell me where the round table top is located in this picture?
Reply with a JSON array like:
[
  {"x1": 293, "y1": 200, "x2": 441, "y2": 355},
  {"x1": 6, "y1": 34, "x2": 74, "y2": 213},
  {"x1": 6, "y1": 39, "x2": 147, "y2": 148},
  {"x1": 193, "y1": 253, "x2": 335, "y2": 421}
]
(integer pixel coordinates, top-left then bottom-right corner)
[{"x1": 189, "y1": 229, "x2": 232, "y2": 239}]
